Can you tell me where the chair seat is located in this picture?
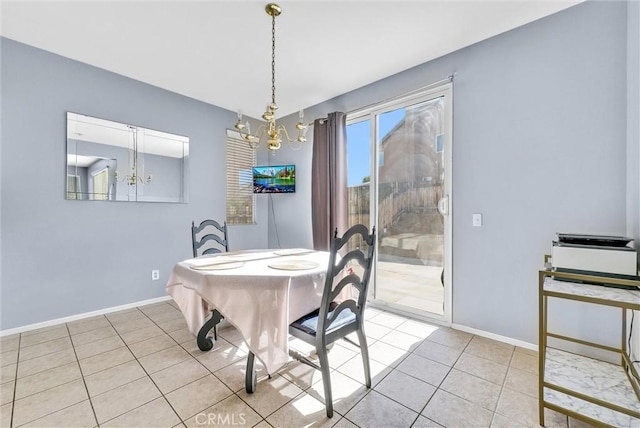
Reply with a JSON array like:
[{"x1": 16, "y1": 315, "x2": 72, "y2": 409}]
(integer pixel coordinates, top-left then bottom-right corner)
[{"x1": 290, "y1": 302, "x2": 356, "y2": 336}]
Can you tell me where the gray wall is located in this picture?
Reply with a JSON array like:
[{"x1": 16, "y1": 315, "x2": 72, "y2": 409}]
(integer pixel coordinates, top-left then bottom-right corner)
[
  {"x1": 0, "y1": 38, "x2": 269, "y2": 330},
  {"x1": 627, "y1": 1, "x2": 640, "y2": 260},
  {"x1": 273, "y1": 1, "x2": 633, "y2": 346}
]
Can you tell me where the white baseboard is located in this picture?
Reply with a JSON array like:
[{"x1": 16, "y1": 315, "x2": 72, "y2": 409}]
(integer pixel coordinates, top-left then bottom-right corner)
[
  {"x1": 452, "y1": 322, "x2": 538, "y2": 352},
  {"x1": 0, "y1": 295, "x2": 172, "y2": 337},
  {"x1": 369, "y1": 301, "x2": 538, "y2": 351}
]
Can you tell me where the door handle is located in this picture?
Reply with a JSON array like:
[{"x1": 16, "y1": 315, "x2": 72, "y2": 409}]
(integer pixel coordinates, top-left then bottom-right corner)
[{"x1": 437, "y1": 195, "x2": 449, "y2": 216}]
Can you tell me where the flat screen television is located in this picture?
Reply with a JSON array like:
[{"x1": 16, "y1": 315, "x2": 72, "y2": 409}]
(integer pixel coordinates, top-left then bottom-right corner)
[{"x1": 253, "y1": 164, "x2": 295, "y2": 193}]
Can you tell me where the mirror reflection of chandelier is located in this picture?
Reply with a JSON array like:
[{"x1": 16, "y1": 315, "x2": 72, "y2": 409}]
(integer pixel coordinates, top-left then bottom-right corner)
[
  {"x1": 234, "y1": 3, "x2": 308, "y2": 153},
  {"x1": 116, "y1": 125, "x2": 153, "y2": 186}
]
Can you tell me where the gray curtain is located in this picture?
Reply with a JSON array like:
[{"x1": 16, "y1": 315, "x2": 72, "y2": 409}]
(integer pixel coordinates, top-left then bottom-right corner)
[{"x1": 311, "y1": 112, "x2": 348, "y2": 251}]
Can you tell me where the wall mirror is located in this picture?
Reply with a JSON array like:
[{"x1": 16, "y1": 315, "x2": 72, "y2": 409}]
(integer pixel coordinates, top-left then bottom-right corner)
[{"x1": 66, "y1": 112, "x2": 189, "y2": 203}]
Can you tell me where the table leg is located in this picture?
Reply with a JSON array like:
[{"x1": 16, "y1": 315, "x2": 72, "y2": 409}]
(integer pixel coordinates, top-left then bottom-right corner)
[
  {"x1": 197, "y1": 310, "x2": 223, "y2": 351},
  {"x1": 245, "y1": 352, "x2": 257, "y2": 393}
]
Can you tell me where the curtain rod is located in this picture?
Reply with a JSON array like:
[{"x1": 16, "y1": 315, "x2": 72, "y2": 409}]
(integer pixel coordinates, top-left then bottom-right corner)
[{"x1": 309, "y1": 73, "x2": 455, "y2": 126}]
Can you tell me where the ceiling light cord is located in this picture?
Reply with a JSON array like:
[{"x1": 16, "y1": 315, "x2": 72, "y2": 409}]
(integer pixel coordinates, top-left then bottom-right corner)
[
  {"x1": 271, "y1": 12, "x2": 276, "y2": 106},
  {"x1": 269, "y1": 194, "x2": 282, "y2": 249}
]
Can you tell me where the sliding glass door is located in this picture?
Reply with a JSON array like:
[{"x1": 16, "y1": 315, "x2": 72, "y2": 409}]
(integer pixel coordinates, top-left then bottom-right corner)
[{"x1": 346, "y1": 84, "x2": 452, "y2": 322}]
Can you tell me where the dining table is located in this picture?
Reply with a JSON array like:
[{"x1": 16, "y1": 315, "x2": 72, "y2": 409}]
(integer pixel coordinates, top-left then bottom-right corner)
[{"x1": 165, "y1": 248, "x2": 332, "y2": 385}]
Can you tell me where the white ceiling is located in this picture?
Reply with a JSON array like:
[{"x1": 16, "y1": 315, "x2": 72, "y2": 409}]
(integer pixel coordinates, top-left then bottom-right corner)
[{"x1": 1, "y1": 1, "x2": 581, "y2": 119}]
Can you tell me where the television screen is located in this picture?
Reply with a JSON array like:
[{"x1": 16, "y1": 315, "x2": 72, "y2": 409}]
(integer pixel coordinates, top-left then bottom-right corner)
[{"x1": 253, "y1": 165, "x2": 295, "y2": 193}]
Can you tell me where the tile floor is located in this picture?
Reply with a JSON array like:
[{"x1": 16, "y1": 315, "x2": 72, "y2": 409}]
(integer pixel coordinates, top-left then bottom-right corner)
[{"x1": 0, "y1": 301, "x2": 593, "y2": 428}]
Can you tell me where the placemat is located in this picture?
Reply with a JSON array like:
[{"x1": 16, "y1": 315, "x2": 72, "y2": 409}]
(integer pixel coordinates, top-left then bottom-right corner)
[{"x1": 268, "y1": 260, "x2": 319, "y2": 270}]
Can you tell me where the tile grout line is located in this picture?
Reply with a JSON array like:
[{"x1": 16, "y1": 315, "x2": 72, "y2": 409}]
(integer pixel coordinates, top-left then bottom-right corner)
[
  {"x1": 488, "y1": 341, "x2": 516, "y2": 426},
  {"x1": 9, "y1": 332, "x2": 22, "y2": 428},
  {"x1": 148, "y1": 308, "x2": 258, "y2": 426},
  {"x1": 18, "y1": 309, "x2": 164, "y2": 426},
  {"x1": 413, "y1": 331, "x2": 474, "y2": 421},
  {"x1": 339, "y1": 321, "x2": 473, "y2": 428},
  {"x1": 387, "y1": 329, "x2": 519, "y2": 426},
  {"x1": 65, "y1": 322, "x2": 100, "y2": 428},
  {"x1": 101, "y1": 307, "x2": 186, "y2": 426},
  {"x1": 10, "y1": 324, "x2": 98, "y2": 428},
  {"x1": 108, "y1": 304, "x2": 262, "y2": 427},
  {"x1": 152, "y1": 308, "x2": 276, "y2": 425},
  {"x1": 327, "y1": 343, "x2": 386, "y2": 421},
  {"x1": 12, "y1": 335, "x2": 72, "y2": 365},
  {"x1": 325, "y1": 323, "x2": 437, "y2": 426},
  {"x1": 177, "y1": 310, "x2": 364, "y2": 424},
  {"x1": 11, "y1": 364, "x2": 82, "y2": 405}
]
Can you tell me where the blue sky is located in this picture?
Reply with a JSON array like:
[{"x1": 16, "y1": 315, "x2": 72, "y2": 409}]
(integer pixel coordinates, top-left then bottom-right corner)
[{"x1": 346, "y1": 109, "x2": 405, "y2": 187}]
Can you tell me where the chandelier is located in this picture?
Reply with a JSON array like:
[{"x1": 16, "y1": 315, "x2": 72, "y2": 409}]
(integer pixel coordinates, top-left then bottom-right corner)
[
  {"x1": 234, "y1": 3, "x2": 307, "y2": 153},
  {"x1": 116, "y1": 125, "x2": 152, "y2": 186}
]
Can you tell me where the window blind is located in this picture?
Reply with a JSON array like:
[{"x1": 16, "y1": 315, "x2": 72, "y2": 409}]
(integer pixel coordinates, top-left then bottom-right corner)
[{"x1": 226, "y1": 134, "x2": 256, "y2": 225}]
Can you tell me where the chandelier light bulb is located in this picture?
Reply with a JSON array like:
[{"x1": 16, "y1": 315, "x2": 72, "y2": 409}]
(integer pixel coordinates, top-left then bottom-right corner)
[{"x1": 235, "y1": 116, "x2": 246, "y2": 131}]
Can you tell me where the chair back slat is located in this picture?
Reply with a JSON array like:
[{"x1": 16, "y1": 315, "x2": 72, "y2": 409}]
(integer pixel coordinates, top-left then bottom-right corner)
[
  {"x1": 333, "y1": 250, "x2": 366, "y2": 275},
  {"x1": 192, "y1": 219, "x2": 229, "y2": 257},
  {"x1": 201, "y1": 247, "x2": 223, "y2": 255},
  {"x1": 335, "y1": 224, "x2": 370, "y2": 250},
  {"x1": 195, "y1": 234, "x2": 227, "y2": 250},
  {"x1": 329, "y1": 273, "x2": 362, "y2": 303}
]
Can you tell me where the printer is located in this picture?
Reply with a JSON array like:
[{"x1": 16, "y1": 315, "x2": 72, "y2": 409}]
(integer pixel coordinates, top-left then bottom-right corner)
[{"x1": 551, "y1": 233, "x2": 638, "y2": 277}]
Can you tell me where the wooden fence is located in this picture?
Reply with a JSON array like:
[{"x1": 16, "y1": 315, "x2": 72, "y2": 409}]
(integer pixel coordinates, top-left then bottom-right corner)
[
  {"x1": 347, "y1": 182, "x2": 442, "y2": 251},
  {"x1": 348, "y1": 184, "x2": 370, "y2": 232}
]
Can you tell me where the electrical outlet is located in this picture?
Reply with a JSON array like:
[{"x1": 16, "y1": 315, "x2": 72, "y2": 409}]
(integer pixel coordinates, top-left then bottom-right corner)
[
  {"x1": 472, "y1": 213, "x2": 483, "y2": 227},
  {"x1": 151, "y1": 270, "x2": 160, "y2": 280}
]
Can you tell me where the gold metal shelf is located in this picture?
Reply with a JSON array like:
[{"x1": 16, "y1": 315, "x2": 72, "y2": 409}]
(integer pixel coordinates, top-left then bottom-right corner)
[{"x1": 538, "y1": 263, "x2": 640, "y2": 427}]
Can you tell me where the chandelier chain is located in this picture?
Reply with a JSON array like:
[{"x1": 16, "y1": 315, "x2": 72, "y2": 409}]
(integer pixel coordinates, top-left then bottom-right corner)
[{"x1": 271, "y1": 12, "x2": 276, "y2": 105}]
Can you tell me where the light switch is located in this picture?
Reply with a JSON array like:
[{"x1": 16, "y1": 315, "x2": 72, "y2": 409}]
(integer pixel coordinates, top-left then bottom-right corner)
[{"x1": 472, "y1": 213, "x2": 483, "y2": 227}]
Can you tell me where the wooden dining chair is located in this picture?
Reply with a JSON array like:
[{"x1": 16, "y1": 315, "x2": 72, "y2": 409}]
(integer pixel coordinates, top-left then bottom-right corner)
[
  {"x1": 191, "y1": 219, "x2": 229, "y2": 351},
  {"x1": 288, "y1": 224, "x2": 376, "y2": 418},
  {"x1": 191, "y1": 219, "x2": 229, "y2": 258}
]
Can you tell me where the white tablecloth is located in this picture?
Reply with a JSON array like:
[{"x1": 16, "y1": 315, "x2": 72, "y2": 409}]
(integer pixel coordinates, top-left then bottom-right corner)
[{"x1": 166, "y1": 249, "x2": 330, "y2": 374}]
